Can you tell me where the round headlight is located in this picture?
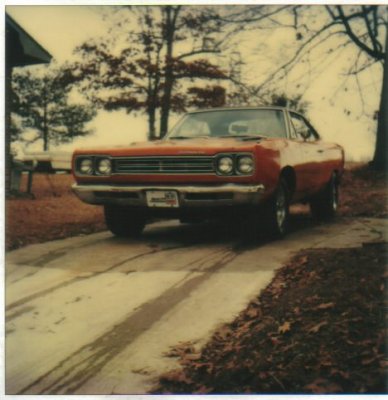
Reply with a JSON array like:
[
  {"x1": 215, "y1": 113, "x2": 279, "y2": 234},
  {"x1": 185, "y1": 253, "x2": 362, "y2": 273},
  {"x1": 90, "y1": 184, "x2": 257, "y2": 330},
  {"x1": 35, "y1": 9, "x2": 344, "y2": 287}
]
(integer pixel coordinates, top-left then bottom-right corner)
[
  {"x1": 97, "y1": 158, "x2": 112, "y2": 175},
  {"x1": 217, "y1": 156, "x2": 234, "y2": 175},
  {"x1": 237, "y1": 156, "x2": 254, "y2": 174},
  {"x1": 79, "y1": 158, "x2": 93, "y2": 175}
]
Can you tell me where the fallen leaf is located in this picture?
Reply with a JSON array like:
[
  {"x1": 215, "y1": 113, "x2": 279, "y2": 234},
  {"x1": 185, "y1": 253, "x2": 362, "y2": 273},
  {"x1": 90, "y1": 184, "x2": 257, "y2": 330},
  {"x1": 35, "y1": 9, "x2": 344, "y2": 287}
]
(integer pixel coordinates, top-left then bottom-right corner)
[
  {"x1": 246, "y1": 307, "x2": 260, "y2": 318},
  {"x1": 317, "y1": 302, "x2": 335, "y2": 310},
  {"x1": 361, "y1": 357, "x2": 377, "y2": 366},
  {"x1": 305, "y1": 378, "x2": 343, "y2": 393},
  {"x1": 215, "y1": 326, "x2": 232, "y2": 341},
  {"x1": 379, "y1": 360, "x2": 388, "y2": 368},
  {"x1": 250, "y1": 299, "x2": 261, "y2": 307},
  {"x1": 297, "y1": 255, "x2": 309, "y2": 266},
  {"x1": 269, "y1": 336, "x2": 282, "y2": 346},
  {"x1": 308, "y1": 321, "x2": 328, "y2": 334},
  {"x1": 305, "y1": 295, "x2": 320, "y2": 304},
  {"x1": 183, "y1": 353, "x2": 202, "y2": 362},
  {"x1": 321, "y1": 358, "x2": 333, "y2": 367},
  {"x1": 330, "y1": 368, "x2": 350, "y2": 379},
  {"x1": 196, "y1": 385, "x2": 211, "y2": 394},
  {"x1": 278, "y1": 321, "x2": 291, "y2": 334},
  {"x1": 160, "y1": 369, "x2": 193, "y2": 385}
]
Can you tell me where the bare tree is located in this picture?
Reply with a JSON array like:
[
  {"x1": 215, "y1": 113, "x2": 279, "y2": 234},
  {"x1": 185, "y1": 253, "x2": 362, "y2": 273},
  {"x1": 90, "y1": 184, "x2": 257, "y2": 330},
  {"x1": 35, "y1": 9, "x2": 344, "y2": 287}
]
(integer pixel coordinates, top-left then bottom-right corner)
[
  {"x1": 69, "y1": 5, "x2": 232, "y2": 139},
  {"x1": 327, "y1": 6, "x2": 387, "y2": 170},
  {"x1": 237, "y1": 5, "x2": 387, "y2": 170}
]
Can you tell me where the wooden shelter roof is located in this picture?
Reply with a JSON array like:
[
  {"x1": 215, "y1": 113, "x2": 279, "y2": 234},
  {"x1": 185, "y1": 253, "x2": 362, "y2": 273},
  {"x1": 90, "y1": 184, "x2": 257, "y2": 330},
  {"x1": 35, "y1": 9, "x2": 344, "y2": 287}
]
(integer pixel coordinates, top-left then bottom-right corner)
[{"x1": 6, "y1": 13, "x2": 52, "y2": 68}]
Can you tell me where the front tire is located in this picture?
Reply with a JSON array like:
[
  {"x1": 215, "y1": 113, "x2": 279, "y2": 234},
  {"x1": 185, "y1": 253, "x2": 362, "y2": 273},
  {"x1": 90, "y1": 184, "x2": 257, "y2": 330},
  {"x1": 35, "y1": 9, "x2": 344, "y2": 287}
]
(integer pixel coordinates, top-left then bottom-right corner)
[
  {"x1": 310, "y1": 173, "x2": 339, "y2": 220},
  {"x1": 266, "y1": 178, "x2": 290, "y2": 238},
  {"x1": 244, "y1": 179, "x2": 290, "y2": 241},
  {"x1": 104, "y1": 205, "x2": 146, "y2": 237}
]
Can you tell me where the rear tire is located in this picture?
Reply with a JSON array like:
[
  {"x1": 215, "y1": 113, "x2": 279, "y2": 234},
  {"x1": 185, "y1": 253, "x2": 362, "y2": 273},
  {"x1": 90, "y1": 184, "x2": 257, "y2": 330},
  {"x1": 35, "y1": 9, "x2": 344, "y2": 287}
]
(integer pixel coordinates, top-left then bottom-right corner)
[
  {"x1": 310, "y1": 173, "x2": 339, "y2": 220},
  {"x1": 104, "y1": 205, "x2": 146, "y2": 237}
]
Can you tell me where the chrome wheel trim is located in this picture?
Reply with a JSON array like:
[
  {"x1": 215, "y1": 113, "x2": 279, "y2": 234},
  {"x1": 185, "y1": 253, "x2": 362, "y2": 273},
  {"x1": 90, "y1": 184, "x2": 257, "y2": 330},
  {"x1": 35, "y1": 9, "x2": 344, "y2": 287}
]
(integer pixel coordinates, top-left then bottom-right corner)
[
  {"x1": 331, "y1": 178, "x2": 338, "y2": 211},
  {"x1": 276, "y1": 186, "x2": 287, "y2": 231}
]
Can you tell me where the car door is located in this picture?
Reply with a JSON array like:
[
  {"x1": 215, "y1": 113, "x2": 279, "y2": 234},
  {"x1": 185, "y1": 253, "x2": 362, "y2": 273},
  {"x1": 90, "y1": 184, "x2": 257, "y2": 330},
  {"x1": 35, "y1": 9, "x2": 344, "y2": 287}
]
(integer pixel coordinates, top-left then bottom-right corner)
[{"x1": 288, "y1": 112, "x2": 325, "y2": 196}]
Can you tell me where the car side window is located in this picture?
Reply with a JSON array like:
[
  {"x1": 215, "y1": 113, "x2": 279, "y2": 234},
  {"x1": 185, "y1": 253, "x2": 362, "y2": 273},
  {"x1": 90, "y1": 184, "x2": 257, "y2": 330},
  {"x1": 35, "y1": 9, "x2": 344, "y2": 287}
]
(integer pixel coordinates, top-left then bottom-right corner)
[
  {"x1": 176, "y1": 118, "x2": 210, "y2": 137},
  {"x1": 290, "y1": 113, "x2": 317, "y2": 142}
]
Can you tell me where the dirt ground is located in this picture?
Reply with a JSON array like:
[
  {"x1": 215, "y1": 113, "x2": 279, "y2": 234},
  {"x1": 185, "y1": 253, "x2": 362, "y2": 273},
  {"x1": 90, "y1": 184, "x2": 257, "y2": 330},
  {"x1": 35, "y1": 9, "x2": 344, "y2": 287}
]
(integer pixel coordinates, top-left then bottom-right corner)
[{"x1": 4, "y1": 164, "x2": 388, "y2": 394}]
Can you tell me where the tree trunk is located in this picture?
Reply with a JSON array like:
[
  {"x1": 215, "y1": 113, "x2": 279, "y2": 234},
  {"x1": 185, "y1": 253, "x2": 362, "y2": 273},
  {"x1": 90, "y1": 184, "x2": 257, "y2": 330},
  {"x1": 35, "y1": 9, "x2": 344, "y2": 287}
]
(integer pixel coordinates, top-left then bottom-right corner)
[
  {"x1": 159, "y1": 70, "x2": 174, "y2": 138},
  {"x1": 159, "y1": 6, "x2": 179, "y2": 138},
  {"x1": 43, "y1": 103, "x2": 49, "y2": 151},
  {"x1": 147, "y1": 66, "x2": 159, "y2": 140},
  {"x1": 5, "y1": 65, "x2": 13, "y2": 195},
  {"x1": 371, "y1": 28, "x2": 387, "y2": 171},
  {"x1": 148, "y1": 104, "x2": 157, "y2": 140}
]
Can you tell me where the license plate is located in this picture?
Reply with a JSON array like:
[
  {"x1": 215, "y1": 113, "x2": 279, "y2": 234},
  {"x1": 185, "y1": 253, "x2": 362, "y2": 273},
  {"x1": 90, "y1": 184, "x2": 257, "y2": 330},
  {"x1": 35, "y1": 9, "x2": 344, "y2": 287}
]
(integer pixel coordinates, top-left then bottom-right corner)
[{"x1": 146, "y1": 190, "x2": 179, "y2": 208}]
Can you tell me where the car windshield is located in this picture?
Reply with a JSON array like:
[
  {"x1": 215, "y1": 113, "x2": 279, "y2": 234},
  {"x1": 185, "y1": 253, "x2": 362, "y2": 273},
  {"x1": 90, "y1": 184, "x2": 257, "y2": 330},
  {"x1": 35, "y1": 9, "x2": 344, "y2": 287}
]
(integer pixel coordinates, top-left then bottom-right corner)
[{"x1": 167, "y1": 109, "x2": 287, "y2": 139}]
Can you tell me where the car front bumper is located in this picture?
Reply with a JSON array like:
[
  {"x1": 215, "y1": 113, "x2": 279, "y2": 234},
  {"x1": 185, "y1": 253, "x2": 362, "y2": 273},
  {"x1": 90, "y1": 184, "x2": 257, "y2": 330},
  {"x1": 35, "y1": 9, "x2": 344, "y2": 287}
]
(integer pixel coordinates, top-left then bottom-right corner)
[{"x1": 72, "y1": 183, "x2": 265, "y2": 208}]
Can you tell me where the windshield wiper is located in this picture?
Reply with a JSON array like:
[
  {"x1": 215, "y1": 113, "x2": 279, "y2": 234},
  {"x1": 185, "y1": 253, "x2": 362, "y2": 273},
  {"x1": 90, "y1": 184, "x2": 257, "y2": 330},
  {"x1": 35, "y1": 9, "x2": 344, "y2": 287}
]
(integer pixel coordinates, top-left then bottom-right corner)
[
  {"x1": 218, "y1": 135, "x2": 265, "y2": 140},
  {"x1": 169, "y1": 135, "x2": 210, "y2": 140},
  {"x1": 240, "y1": 135, "x2": 265, "y2": 141},
  {"x1": 169, "y1": 135, "x2": 264, "y2": 141}
]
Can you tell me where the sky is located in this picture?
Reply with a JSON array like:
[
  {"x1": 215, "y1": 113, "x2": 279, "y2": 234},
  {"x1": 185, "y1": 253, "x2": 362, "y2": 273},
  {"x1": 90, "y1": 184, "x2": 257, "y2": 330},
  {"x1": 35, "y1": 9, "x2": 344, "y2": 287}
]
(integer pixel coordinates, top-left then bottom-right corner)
[
  {"x1": 6, "y1": 5, "x2": 108, "y2": 64},
  {"x1": 4, "y1": 2, "x2": 386, "y2": 161}
]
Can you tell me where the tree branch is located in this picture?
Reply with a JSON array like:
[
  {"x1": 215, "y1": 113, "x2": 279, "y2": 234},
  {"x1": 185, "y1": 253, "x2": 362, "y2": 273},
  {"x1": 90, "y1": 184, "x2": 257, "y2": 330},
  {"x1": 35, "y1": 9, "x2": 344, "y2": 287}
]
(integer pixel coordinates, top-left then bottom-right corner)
[
  {"x1": 336, "y1": 5, "x2": 384, "y2": 60},
  {"x1": 176, "y1": 48, "x2": 220, "y2": 60},
  {"x1": 220, "y1": 5, "x2": 289, "y2": 24},
  {"x1": 361, "y1": 5, "x2": 380, "y2": 54},
  {"x1": 251, "y1": 22, "x2": 340, "y2": 95}
]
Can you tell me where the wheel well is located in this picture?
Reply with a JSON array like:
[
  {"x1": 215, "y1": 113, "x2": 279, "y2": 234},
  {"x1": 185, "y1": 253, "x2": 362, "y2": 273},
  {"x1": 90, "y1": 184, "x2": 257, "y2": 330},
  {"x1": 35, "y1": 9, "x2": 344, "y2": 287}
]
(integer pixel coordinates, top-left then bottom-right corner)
[
  {"x1": 333, "y1": 169, "x2": 340, "y2": 183},
  {"x1": 280, "y1": 167, "x2": 296, "y2": 196}
]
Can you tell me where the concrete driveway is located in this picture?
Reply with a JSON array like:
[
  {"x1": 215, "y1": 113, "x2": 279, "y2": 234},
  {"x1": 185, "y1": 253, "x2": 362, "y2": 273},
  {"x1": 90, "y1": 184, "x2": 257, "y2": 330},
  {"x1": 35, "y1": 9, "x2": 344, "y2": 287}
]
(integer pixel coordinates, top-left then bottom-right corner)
[{"x1": 5, "y1": 216, "x2": 386, "y2": 394}]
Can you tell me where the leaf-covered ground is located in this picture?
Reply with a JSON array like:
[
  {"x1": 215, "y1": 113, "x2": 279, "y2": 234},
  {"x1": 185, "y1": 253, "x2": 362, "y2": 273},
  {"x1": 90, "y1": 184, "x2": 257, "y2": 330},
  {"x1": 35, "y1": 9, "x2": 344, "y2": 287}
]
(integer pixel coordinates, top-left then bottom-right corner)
[
  {"x1": 5, "y1": 173, "x2": 105, "y2": 251},
  {"x1": 340, "y1": 164, "x2": 387, "y2": 218},
  {"x1": 154, "y1": 242, "x2": 387, "y2": 394}
]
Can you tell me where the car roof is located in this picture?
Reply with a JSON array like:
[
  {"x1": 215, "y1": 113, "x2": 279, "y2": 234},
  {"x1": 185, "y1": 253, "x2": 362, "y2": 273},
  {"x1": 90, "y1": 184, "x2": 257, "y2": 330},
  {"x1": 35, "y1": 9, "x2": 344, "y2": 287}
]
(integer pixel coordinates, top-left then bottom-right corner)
[{"x1": 187, "y1": 106, "x2": 300, "y2": 115}]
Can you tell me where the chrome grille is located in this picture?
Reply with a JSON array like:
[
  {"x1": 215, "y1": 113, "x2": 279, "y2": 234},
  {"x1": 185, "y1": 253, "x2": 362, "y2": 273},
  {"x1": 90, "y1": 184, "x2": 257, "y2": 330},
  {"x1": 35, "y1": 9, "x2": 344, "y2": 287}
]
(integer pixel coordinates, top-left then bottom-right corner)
[{"x1": 113, "y1": 156, "x2": 215, "y2": 174}]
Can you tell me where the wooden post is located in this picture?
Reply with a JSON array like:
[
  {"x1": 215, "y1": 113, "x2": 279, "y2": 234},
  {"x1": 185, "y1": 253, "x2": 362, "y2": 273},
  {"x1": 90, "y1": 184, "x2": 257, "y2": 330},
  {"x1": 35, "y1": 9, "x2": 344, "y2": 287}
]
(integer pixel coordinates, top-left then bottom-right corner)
[
  {"x1": 5, "y1": 63, "x2": 13, "y2": 195},
  {"x1": 27, "y1": 170, "x2": 33, "y2": 193}
]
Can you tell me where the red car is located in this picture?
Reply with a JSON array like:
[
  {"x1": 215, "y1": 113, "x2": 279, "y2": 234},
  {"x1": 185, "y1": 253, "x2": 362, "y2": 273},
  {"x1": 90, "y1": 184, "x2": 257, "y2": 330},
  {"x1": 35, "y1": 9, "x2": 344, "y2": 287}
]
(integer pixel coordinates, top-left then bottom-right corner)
[{"x1": 72, "y1": 107, "x2": 345, "y2": 238}]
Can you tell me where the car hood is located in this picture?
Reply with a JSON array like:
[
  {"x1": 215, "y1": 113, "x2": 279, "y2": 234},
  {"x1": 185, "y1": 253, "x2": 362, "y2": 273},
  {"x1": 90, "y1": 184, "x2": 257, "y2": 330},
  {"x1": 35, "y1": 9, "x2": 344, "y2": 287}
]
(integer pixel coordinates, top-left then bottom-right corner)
[{"x1": 74, "y1": 137, "x2": 264, "y2": 157}]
